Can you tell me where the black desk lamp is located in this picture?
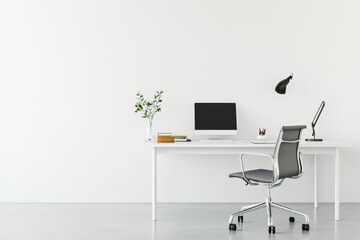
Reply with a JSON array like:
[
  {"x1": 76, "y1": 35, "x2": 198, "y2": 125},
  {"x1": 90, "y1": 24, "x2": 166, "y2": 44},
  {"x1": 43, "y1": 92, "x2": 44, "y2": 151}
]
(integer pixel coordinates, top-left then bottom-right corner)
[
  {"x1": 275, "y1": 73, "x2": 293, "y2": 94},
  {"x1": 306, "y1": 101, "x2": 325, "y2": 141}
]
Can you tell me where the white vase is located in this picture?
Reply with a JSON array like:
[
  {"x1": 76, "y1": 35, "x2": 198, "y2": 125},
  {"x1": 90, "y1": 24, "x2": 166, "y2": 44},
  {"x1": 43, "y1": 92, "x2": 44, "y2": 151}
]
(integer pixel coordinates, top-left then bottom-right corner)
[{"x1": 257, "y1": 135, "x2": 266, "y2": 140}]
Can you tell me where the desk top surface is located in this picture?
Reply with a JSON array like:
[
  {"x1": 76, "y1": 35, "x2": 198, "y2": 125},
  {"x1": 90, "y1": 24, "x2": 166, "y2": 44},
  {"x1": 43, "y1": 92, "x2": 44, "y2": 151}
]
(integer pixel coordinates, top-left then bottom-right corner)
[{"x1": 147, "y1": 140, "x2": 352, "y2": 148}]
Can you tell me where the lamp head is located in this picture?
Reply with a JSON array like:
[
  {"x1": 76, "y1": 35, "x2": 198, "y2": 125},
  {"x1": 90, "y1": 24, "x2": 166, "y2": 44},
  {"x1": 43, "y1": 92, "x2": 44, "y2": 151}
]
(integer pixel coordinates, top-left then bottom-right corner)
[{"x1": 275, "y1": 73, "x2": 293, "y2": 94}]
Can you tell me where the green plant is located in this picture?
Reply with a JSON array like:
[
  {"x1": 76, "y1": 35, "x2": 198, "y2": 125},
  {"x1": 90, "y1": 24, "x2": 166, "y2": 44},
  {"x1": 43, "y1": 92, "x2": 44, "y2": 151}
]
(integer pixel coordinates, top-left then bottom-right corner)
[{"x1": 135, "y1": 90, "x2": 164, "y2": 125}]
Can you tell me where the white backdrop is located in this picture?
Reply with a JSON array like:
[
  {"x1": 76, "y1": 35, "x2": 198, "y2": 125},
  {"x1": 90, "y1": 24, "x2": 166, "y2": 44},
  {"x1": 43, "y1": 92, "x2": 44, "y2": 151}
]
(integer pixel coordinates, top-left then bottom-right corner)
[{"x1": 0, "y1": 0, "x2": 359, "y2": 202}]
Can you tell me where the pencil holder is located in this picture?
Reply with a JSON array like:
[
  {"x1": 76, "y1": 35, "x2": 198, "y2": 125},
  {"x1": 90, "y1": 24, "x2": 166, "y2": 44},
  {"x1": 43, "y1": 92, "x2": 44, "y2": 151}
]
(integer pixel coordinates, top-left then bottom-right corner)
[
  {"x1": 257, "y1": 135, "x2": 267, "y2": 140},
  {"x1": 257, "y1": 128, "x2": 267, "y2": 139}
]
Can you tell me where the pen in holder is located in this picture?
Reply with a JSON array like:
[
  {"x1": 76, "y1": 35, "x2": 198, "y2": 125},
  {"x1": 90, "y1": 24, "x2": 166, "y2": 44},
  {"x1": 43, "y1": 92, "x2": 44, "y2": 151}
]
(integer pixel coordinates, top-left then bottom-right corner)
[{"x1": 257, "y1": 128, "x2": 267, "y2": 140}]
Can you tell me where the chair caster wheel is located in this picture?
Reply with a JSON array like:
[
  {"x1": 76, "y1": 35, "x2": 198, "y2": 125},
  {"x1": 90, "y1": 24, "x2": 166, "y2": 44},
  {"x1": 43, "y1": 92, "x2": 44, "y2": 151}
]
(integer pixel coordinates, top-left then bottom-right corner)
[
  {"x1": 238, "y1": 216, "x2": 243, "y2": 222},
  {"x1": 302, "y1": 223, "x2": 310, "y2": 231},
  {"x1": 229, "y1": 223, "x2": 237, "y2": 231},
  {"x1": 289, "y1": 216, "x2": 295, "y2": 222},
  {"x1": 268, "y1": 225, "x2": 275, "y2": 234}
]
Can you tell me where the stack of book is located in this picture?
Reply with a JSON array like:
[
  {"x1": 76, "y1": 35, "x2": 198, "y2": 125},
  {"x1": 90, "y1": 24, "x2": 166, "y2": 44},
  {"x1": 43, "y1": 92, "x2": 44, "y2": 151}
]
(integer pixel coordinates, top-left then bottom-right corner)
[{"x1": 157, "y1": 133, "x2": 190, "y2": 143}]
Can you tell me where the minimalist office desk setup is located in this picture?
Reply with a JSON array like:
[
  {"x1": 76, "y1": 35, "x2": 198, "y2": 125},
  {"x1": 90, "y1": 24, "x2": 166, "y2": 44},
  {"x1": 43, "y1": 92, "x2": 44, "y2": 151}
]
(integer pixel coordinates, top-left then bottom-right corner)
[{"x1": 147, "y1": 140, "x2": 351, "y2": 221}]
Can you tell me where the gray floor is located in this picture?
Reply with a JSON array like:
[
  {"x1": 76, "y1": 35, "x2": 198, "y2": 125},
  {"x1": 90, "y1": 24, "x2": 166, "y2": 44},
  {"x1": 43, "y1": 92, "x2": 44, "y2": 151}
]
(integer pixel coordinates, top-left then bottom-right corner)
[{"x1": 0, "y1": 203, "x2": 359, "y2": 240}]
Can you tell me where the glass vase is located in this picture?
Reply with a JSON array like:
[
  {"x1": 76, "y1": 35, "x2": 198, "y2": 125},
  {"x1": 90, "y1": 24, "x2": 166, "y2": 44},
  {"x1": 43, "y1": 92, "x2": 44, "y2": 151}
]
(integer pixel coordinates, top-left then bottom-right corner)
[{"x1": 145, "y1": 123, "x2": 155, "y2": 142}]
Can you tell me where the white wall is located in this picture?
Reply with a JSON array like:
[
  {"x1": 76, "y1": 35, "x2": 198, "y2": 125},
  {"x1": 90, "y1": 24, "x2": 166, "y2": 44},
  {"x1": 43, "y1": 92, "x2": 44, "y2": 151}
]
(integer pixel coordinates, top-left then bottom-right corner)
[{"x1": 0, "y1": 0, "x2": 359, "y2": 203}]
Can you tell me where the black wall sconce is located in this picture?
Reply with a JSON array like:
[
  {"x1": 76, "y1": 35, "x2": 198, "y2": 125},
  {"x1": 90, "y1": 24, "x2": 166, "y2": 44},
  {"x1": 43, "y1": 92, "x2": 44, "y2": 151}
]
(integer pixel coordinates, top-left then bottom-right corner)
[{"x1": 275, "y1": 73, "x2": 293, "y2": 94}]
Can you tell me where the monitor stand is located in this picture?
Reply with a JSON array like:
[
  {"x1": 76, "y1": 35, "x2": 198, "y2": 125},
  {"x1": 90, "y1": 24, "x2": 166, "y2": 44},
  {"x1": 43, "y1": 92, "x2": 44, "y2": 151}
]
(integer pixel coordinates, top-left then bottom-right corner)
[{"x1": 200, "y1": 136, "x2": 233, "y2": 143}]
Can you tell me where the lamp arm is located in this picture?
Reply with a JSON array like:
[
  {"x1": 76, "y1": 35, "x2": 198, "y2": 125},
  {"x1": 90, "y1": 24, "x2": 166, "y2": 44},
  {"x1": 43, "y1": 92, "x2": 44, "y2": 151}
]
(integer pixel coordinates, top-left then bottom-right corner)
[
  {"x1": 289, "y1": 73, "x2": 293, "y2": 80},
  {"x1": 311, "y1": 101, "x2": 325, "y2": 127},
  {"x1": 285, "y1": 73, "x2": 293, "y2": 82},
  {"x1": 312, "y1": 126, "x2": 316, "y2": 138}
]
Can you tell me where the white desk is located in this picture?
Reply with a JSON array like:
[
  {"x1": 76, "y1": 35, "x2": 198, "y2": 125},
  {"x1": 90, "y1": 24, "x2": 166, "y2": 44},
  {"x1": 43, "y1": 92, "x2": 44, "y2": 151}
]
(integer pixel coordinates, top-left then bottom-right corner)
[{"x1": 148, "y1": 141, "x2": 351, "y2": 221}]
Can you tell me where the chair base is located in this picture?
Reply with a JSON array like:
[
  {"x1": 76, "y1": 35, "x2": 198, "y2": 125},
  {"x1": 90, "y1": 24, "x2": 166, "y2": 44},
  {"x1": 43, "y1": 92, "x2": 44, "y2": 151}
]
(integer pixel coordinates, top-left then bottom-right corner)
[{"x1": 228, "y1": 192, "x2": 310, "y2": 233}]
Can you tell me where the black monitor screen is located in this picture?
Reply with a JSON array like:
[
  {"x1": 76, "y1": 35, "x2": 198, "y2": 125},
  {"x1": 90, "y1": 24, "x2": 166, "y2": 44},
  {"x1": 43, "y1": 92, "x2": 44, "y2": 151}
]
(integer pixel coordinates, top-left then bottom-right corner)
[{"x1": 194, "y1": 103, "x2": 237, "y2": 130}]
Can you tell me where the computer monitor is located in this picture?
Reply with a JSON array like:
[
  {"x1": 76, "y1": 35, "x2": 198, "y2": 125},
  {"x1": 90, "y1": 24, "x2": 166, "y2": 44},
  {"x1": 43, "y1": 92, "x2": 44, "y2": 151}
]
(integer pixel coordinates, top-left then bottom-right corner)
[{"x1": 194, "y1": 103, "x2": 237, "y2": 140}]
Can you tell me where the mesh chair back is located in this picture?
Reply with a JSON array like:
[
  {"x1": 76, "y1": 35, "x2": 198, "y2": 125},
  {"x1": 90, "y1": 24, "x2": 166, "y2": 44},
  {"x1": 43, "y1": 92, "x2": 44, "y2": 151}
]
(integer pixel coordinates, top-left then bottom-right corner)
[{"x1": 274, "y1": 125, "x2": 306, "y2": 179}]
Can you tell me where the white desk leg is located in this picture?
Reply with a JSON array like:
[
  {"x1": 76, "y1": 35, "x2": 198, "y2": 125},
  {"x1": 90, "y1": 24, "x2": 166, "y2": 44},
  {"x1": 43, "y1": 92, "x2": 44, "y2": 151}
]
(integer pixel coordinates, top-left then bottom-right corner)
[
  {"x1": 314, "y1": 154, "x2": 318, "y2": 208},
  {"x1": 152, "y1": 147, "x2": 157, "y2": 221},
  {"x1": 335, "y1": 148, "x2": 340, "y2": 221}
]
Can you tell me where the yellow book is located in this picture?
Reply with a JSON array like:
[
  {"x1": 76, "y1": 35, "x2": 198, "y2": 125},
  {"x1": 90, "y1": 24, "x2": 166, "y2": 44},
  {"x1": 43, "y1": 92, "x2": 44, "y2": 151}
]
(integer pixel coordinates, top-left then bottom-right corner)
[{"x1": 157, "y1": 136, "x2": 175, "y2": 143}]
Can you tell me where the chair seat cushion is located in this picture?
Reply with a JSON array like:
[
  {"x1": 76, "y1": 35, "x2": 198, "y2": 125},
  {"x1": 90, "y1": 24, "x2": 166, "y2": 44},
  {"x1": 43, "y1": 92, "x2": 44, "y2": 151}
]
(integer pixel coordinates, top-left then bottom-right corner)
[{"x1": 229, "y1": 169, "x2": 274, "y2": 183}]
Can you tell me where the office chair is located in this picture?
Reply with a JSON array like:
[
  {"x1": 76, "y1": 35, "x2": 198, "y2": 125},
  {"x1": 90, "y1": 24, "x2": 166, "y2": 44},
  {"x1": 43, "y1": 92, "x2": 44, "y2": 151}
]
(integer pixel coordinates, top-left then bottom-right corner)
[{"x1": 228, "y1": 125, "x2": 310, "y2": 234}]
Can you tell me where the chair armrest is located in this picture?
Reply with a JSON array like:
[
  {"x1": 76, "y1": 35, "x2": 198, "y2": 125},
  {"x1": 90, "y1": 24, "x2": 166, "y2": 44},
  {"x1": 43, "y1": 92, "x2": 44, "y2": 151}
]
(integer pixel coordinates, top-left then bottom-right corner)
[
  {"x1": 281, "y1": 140, "x2": 301, "y2": 143},
  {"x1": 241, "y1": 152, "x2": 274, "y2": 159},
  {"x1": 239, "y1": 152, "x2": 275, "y2": 185}
]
